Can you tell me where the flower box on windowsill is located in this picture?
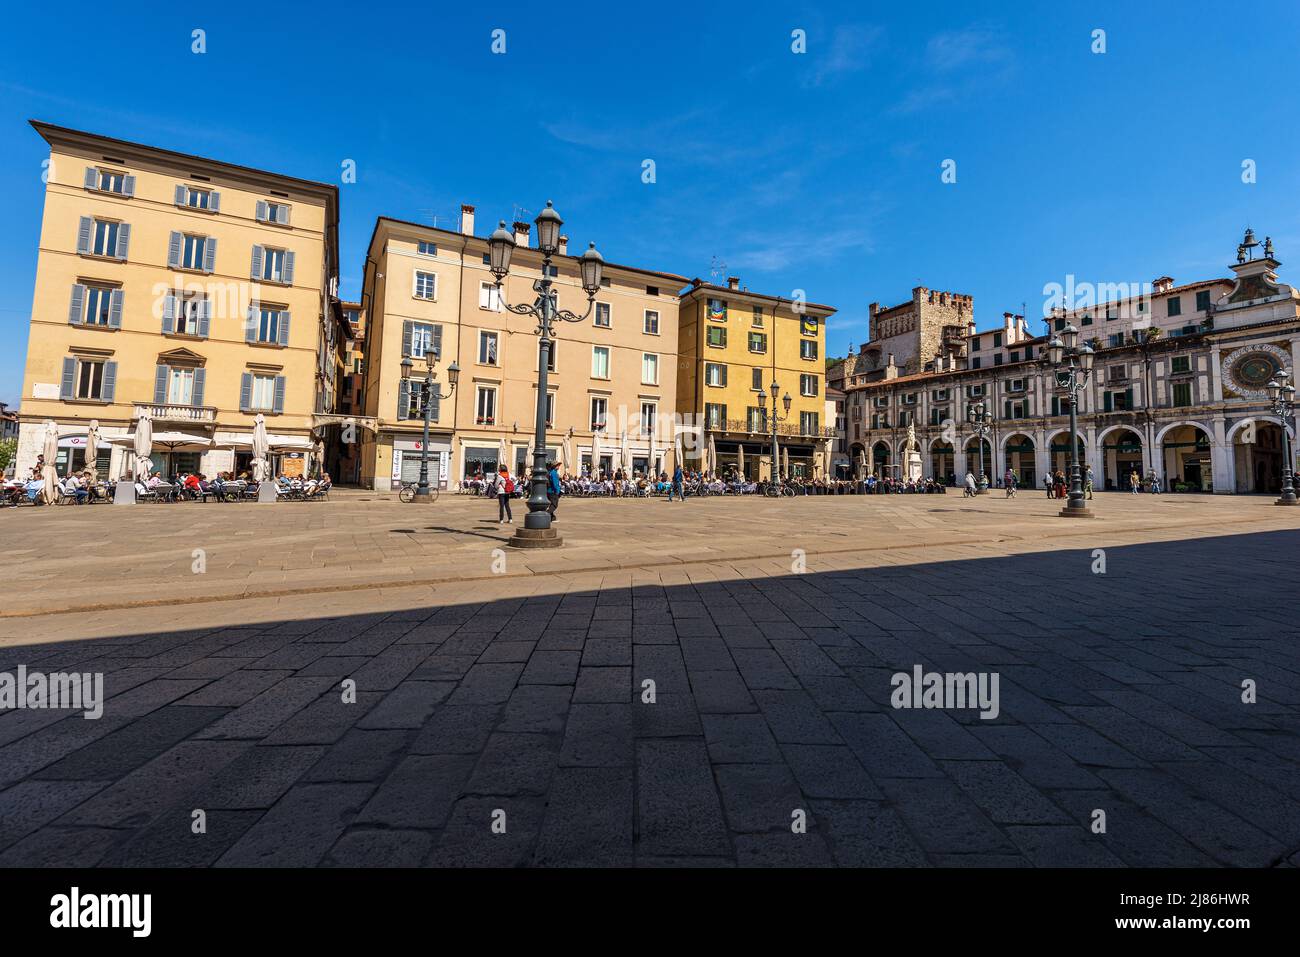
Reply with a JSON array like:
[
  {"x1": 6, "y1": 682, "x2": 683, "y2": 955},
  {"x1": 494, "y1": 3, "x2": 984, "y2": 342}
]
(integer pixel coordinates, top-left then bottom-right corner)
[{"x1": 476, "y1": 417, "x2": 495, "y2": 425}]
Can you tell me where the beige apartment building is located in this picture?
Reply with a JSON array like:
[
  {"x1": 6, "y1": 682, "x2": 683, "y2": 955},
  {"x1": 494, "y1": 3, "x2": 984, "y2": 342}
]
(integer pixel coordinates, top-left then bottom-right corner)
[
  {"x1": 15, "y1": 121, "x2": 341, "y2": 481},
  {"x1": 357, "y1": 208, "x2": 686, "y2": 489}
]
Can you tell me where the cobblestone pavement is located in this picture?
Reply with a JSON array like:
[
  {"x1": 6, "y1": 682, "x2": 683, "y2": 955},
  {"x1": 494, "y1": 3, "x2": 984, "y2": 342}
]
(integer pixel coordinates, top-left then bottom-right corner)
[{"x1": 0, "y1": 495, "x2": 1297, "y2": 866}]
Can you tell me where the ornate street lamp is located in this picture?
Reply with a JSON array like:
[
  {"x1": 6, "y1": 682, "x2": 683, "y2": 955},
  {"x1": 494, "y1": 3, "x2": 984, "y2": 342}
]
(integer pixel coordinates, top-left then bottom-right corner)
[
  {"x1": 488, "y1": 201, "x2": 604, "y2": 547},
  {"x1": 757, "y1": 382, "x2": 794, "y2": 484},
  {"x1": 399, "y1": 349, "x2": 459, "y2": 502},
  {"x1": 1049, "y1": 323, "x2": 1095, "y2": 517},
  {"x1": 966, "y1": 399, "x2": 992, "y2": 487},
  {"x1": 1267, "y1": 370, "x2": 1297, "y2": 505}
]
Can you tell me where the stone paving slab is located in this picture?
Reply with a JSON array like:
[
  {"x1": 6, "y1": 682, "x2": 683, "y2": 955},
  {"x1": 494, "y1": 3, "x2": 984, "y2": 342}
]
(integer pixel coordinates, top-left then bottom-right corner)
[{"x1": 0, "y1": 495, "x2": 1296, "y2": 866}]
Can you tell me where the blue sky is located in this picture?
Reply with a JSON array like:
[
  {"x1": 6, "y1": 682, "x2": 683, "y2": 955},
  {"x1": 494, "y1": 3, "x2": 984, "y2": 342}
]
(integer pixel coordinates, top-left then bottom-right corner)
[{"x1": 1, "y1": 0, "x2": 1297, "y2": 406}]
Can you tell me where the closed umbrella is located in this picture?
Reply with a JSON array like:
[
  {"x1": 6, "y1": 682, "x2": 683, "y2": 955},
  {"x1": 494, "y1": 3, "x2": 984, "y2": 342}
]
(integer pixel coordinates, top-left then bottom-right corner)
[
  {"x1": 708, "y1": 433, "x2": 717, "y2": 477},
  {"x1": 499, "y1": 437, "x2": 509, "y2": 475},
  {"x1": 591, "y1": 430, "x2": 602, "y2": 477},
  {"x1": 84, "y1": 420, "x2": 100, "y2": 477},
  {"x1": 736, "y1": 444, "x2": 745, "y2": 480},
  {"x1": 133, "y1": 409, "x2": 153, "y2": 483},
  {"x1": 561, "y1": 433, "x2": 572, "y2": 474},
  {"x1": 40, "y1": 420, "x2": 59, "y2": 504},
  {"x1": 782, "y1": 446, "x2": 790, "y2": 479},
  {"x1": 620, "y1": 429, "x2": 630, "y2": 474}
]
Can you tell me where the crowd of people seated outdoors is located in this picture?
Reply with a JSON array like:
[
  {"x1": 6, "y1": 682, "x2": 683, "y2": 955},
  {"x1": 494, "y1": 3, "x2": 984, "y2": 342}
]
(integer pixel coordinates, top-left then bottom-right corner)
[
  {"x1": 456, "y1": 466, "x2": 951, "y2": 499},
  {"x1": 3, "y1": 457, "x2": 331, "y2": 506}
]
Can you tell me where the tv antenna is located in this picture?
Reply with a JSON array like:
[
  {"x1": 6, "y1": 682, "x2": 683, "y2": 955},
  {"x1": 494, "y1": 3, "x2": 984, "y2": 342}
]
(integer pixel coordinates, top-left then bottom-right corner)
[{"x1": 709, "y1": 255, "x2": 728, "y2": 283}]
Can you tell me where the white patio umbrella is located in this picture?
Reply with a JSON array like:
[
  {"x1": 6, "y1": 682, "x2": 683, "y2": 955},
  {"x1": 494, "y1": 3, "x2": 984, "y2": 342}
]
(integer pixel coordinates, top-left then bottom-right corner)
[
  {"x1": 499, "y1": 437, "x2": 509, "y2": 474},
  {"x1": 251, "y1": 413, "x2": 270, "y2": 482},
  {"x1": 620, "y1": 429, "x2": 630, "y2": 474},
  {"x1": 736, "y1": 444, "x2": 745, "y2": 479},
  {"x1": 40, "y1": 420, "x2": 59, "y2": 503},
  {"x1": 561, "y1": 433, "x2": 572, "y2": 474},
  {"x1": 782, "y1": 446, "x2": 790, "y2": 478},
  {"x1": 133, "y1": 409, "x2": 153, "y2": 482},
  {"x1": 84, "y1": 419, "x2": 100, "y2": 476},
  {"x1": 708, "y1": 433, "x2": 717, "y2": 477},
  {"x1": 591, "y1": 430, "x2": 602, "y2": 476}
]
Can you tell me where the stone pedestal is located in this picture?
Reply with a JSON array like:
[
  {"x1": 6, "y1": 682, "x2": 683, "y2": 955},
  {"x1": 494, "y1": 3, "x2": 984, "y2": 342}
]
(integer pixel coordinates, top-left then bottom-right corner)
[
  {"x1": 508, "y1": 526, "x2": 563, "y2": 549},
  {"x1": 906, "y1": 451, "x2": 922, "y2": 483},
  {"x1": 1058, "y1": 504, "x2": 1095, "y2": 518}
]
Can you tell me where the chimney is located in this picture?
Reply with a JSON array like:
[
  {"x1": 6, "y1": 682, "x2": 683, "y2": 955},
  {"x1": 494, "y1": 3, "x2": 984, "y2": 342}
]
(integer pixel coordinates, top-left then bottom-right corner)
[
  {"x1": 513, "y1": 221, "x2": 531, "y2": 247},
  {"x1": 460, "y1": 204, "x2": 475, "y2": 236},
  {"x1": 1153, "y1": 276, "x2": 1174, "y2": 294},
  {"x1": 558, "y1": 234, "x2": 568, "y2": 256},
  {"x1": 727, "y1": 276, "x2": 740, "y2": 290}
]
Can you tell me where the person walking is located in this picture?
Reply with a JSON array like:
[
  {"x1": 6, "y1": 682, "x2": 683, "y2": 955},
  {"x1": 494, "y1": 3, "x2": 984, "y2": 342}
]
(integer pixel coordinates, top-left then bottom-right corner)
[
  {"x1": 668, "y1": 463, "x2": 685, "y2": 502},
  {"x1": 1004, "y1": 468, "x2": 1017, "y2": 498},
  {"x1": 1129, "y1": 468, "x2": 1141, "y2": 494},
  {"x1": 547, "y1": 461, "x2": 561, "y2": 520},
  {"x1": 496, "y1": 466, "x2": 514, "y2": 523},
  {"x1": 964, "y1": 470, "x2": 977, "y2": 498},
  {"x1": 1084, "y1": 466, "x2": 1094, "y2": 500}
]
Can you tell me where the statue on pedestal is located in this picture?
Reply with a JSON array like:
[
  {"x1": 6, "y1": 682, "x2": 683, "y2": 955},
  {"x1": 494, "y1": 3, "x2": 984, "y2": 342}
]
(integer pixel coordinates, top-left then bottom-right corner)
[{"x1": 905, "y1": 423, "x2": 923, "y2": 482}]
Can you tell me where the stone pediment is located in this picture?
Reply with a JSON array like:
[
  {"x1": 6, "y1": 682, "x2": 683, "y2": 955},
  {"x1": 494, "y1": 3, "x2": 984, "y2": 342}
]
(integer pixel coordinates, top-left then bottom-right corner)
[{"x1": 157, "y1": 347, "x2": 206, "y2": 366}]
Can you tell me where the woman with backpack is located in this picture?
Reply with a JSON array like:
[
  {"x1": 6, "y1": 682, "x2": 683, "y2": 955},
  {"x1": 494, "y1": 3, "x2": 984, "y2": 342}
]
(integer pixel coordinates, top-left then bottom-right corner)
[{"x1": 496, "y1": 466, "x2": 514, "y2": 523}]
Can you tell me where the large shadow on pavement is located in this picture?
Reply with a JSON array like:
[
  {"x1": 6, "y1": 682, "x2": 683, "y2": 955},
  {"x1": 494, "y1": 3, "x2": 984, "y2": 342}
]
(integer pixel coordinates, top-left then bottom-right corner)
[{"x1": 0, "y1": 529, "x2": 1297, "y2": 868}]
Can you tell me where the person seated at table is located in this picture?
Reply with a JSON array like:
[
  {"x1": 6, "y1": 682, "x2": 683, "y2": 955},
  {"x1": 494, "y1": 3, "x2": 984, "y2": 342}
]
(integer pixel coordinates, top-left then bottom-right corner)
[
  {"x1": 61, "y1": 472, "x2": 88, "y2": 503},
  {"x1": 25, "y1": 477, "x2": 44, "y2": 503},
  {"x1": 183, "y1": 472, "x2": 203, "y2": 498},
  {"x1": 146, "y1": 471, "x2": 163, "y2": 489}
]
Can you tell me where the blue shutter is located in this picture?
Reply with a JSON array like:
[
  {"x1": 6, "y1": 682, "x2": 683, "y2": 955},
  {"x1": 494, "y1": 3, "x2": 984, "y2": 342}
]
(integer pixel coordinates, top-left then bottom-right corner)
[
  {"x1": 239, "y1": 373, "x2": 253, "y2": 411},
  {"x1": 277, "y1": 312, "x2": 290, "y2": 347},
  {"x1": 192, "y1": 367, "x2": 206, "y2": 408},
  {"x1": 256, "y1": 200, "x2": 268, "y2": 222},
  {"x1": 108, "y1": 289, "x2": 123, "y2": 329},
  {"x1": 114, "y1": 223, "x2": 130, "y2": 259},
  {"x1": 76, "y1": 217, "x2": 92, "y2": 254},
  {"x1": 167, "y1": 231, "x2": 182, "y2": 268},
  {"x1": 162, "y1": 295, "x2": 176, "y2": 334},
  {"x1": 198, "y1": 299, "x2": 211, "y2": 338},
  {"x1": 174, "y1": 184, "x2": 187, "y2": 206},
  {"x1": 282, "y1": 251, "x2": 295, "y2": 285},
  {"x1": 60, "y1": 357, "x2": 76, "y2": 399},
  {"x1": 202, "y1": 236, "x2": 216, "y2": 273},
  {"x1": 68, "y1": 284, "x2": 85, "y2": 325},
  {"x1": 122, "y1": 175, "x2": 135, "y2": 197},
  {"x1": 250, "y1": 245, "x2": 263, "y2": 280},
  {"x1": 209, "y1": 191, "x2": 221, "y2": 213},
  {"x1": 401, "y1": 320, "x2": 413, "y2": 357},
  {"x1": 83, "y1": 167, "x2": 98, "y2": 190},
  {"x1": 397, "y1": 380, "x2": 410, "y2": 420},
  {"x1": 154, "y1": 365, "x2": 168, "y2": 404},
  {"x1": 102, "y1": 361, "x2": 117, "y2": 403},
  {"x1": 273, "y1": 375, "x2": 286, "y2": 413}
]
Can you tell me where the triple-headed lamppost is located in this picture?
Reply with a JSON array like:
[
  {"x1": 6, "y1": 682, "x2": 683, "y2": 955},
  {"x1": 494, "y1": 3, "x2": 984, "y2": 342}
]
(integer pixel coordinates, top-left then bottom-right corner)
[
  {"x1": 966, "y1": 400, "x2": 992, "y2": 488},
  {"x1": 757, "y1": 381, "x2": 793, "y2": 484},
  {"x1": 398, "y1": 349, "x2": 459, "y2": 502},
  {"x1": 1048, "y1": 323, "x2": 1095, "y2": 517},
  {"x1": 487, "y1": 201, "x2": 605, "y2": 548},
  {"x1": 1267, "y1": 369, "x2": 1297, "y2": 506}
]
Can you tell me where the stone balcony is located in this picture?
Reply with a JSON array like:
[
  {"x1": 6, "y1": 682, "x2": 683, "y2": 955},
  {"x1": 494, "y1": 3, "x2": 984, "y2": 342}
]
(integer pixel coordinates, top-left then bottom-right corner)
[{"x1": 134, "y1": 403, "x2": 216, "y2": 424}]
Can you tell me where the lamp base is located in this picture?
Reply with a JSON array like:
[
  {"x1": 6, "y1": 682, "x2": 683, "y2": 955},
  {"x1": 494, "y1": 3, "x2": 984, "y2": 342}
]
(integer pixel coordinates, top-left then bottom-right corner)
[
  {"x1": 1058, "y1": 505, "x2": 1095, "y2": 518},
  {"x1": 1275, "y1": 496, "x2": 1299, "y2": 506},
  {"x1": 507, "y1": 526, "x2": 563, "y2": 549}
]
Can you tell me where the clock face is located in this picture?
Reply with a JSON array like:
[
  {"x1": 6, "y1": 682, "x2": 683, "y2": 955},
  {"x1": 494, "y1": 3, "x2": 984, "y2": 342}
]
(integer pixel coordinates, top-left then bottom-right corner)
[{"x1": 1221, "y1": 344, "x2": 1290, "y2": 399}]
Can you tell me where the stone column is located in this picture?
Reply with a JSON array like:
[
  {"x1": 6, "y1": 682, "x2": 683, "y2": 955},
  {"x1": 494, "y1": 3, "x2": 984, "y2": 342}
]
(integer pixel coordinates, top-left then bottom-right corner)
[{"x1": 1210, "y1": 414, "x2": 1232, "y2": 493}]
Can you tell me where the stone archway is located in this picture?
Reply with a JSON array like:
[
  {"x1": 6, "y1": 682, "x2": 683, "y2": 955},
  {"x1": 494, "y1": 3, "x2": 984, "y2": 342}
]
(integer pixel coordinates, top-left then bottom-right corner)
[
  {"x1": 871, "y1": 440, "x2": 891, "y2": 477},
  {"x1": 1230, "y1": 418, "x2": 1286, "y2": 493},
  {"x1": 1100, "y1": 426, "x2": 1144, "y2": 491},
  {"x1": 1156, "y1": 422, "x2": 1212, "y2": 491},
  {"x1": 929, "y1": 439, "x2": 955, "y2": 485},
  {"x1": 1002, "y1": 432, "x2": 1036, "y2": 488},
  {"x1": 964, "y1": 436, "x2": 992, "y2": 480},
  {"x1": 1046, "y1": 430, "x2": 1086, "y2": 487}
]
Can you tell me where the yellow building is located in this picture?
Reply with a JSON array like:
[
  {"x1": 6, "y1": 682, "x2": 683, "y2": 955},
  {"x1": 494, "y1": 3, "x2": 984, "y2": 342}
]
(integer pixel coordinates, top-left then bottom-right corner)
[
  {"x1": 15, "y1": 120, "x2": 341, "y2": 481},
  {"x1": 676, "y1": 277, "x2": 836, "y2": 479},
  {"x1": 358, "y1": 208, "x2": 686, "y2": 489}
]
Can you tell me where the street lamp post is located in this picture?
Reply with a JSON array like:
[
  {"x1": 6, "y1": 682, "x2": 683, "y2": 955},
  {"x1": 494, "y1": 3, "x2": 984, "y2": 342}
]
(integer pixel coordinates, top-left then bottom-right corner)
[
  {"x1": 1049, "y1": 323, "x2": 1095, "y2": 517},
  {"x1": 966, "y1": 400, "x2": 992, "y2": 489},
  {"x1": 488, "y1": 201, "x2": 604, "y2": 548},
  {"x1": 1267, "y1": 370, "x2": 1297, "y2": 505},
  {"x1": 398, "y1": 350, "x2": 460, "y2": 502},
  {"x1": 757, "y1": 381, "x2": 793, "y2": 485}
]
